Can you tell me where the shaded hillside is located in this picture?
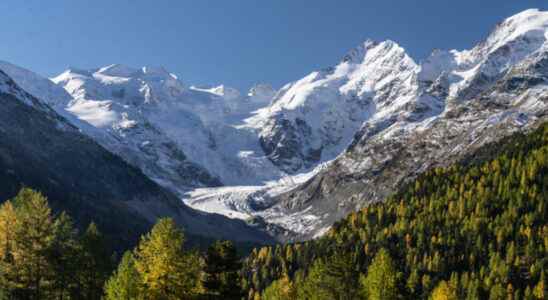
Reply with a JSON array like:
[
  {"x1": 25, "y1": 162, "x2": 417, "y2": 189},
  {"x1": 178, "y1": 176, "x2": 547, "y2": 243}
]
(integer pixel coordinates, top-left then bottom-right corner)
[{"x1": 0, "y1": 70, "x2": 273, "y2": 249}]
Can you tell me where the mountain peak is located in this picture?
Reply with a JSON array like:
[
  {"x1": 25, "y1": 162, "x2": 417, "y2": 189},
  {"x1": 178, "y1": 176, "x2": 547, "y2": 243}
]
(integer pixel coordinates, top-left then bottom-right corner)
[
  {"x1": 248, "y1": 83, "x2": 275, "y2": 101},
  {"x1": 341, "y1": 39, "x2": 379, "y2": 63},
  {"x1": 208, "y1": 84, "x2": 241, "y2": 100},
  {"x1": 141, "y1": 66, "x2": 177, "y2": 80},
  {"x1": 504, "y1": 8, "x2": 548, "y2": 25},
  {"x1": 96, "y1": 64, "x2": 139, "y2": 77},
  {"x1": 341, "y1": 39, "x2": 404, "y2": 64},
  {"x1": 482, "y1": 9, "x2": 548, "y2": 55}
]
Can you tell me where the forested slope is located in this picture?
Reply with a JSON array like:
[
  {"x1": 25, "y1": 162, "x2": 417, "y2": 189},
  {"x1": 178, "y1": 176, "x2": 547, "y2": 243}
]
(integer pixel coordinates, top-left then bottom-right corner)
[{"x1": 243, "y1": 122, "x2": 548, "y2": 299}]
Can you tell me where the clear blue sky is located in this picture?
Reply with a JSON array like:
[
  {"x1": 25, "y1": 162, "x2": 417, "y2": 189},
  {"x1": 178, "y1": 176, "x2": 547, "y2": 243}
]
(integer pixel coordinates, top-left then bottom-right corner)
[{"x1": 1, "y1": 0, "x2": 547, "y2": 91}]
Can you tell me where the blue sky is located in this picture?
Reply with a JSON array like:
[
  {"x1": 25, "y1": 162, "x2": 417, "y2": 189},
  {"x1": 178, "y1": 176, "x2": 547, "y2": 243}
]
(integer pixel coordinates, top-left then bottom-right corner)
[{"x1": 1, "y1": 0, "x2": 547, "y2": 91}]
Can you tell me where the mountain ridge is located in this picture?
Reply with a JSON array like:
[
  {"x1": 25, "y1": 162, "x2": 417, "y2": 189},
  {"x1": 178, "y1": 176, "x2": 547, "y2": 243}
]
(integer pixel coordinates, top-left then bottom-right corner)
[
  {"x1": 0, "y1": 69, "x2": 277, "y2": 246},
  {"x1": 0, "y1": 8, "x2": 547, "y2": 242}
]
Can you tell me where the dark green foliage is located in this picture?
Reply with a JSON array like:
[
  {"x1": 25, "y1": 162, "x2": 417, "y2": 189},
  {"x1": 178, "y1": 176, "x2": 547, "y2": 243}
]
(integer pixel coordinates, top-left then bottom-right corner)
[
  {"x1": 79, "y1": 223, "x2": 113, "y2": 300},
  {"x1": 297, "y1": 251, "x2": 361, "y2": 300},
  {"x1": 243, "y1": 122, "x2": 548, "y2": 299},
  {"x1": 360, "y1": 248, "x2": 399, "y2": 300},
  {"x1": 203, "y1": 240, "x2": 243, "y2": 299},
  {"x1": 104, "y1": 251, "x2": 140, "y2": 300},
  {"x1": 0, "y1": 189, "x2": 113, "y2": 300}
]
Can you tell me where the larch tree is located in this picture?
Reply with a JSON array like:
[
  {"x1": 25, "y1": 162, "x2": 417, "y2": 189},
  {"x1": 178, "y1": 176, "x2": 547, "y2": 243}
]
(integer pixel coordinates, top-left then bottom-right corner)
[
  {"x1": 104, "y1": 251, "x2": 141, "y2": 300},
  {"x1": 203, "y1": 240, "x2": 243, "y2": 299},
  {"x1": 360, "y1": 248, "x2": 399, "y2": 300},
  {"x1": 134, "y1": 218, "x2": 201, "y2": 299},
  {"x1": 430, "y1": 280, "x2": 458, "y2": 300},
  {"x1": 10, "y1": 188, "x2": 57, "y2": 300}
]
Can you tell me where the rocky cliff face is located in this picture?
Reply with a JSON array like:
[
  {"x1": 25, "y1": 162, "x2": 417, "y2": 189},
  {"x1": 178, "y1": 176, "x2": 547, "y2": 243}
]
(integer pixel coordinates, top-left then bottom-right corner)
[
  {"x1": 271, "y1": 9, "x2": 548, "y2": 239},
  {"x1": 248, "y1": 39, "x2": 438, "y2": 173}
]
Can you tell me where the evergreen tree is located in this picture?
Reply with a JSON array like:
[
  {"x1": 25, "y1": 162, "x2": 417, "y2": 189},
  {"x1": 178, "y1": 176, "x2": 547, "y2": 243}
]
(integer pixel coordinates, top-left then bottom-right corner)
[
  {"x1": 134, "y1": 218, "x2": 201, "y2": 299},
  {"x1": 50, "y1": 212, "x2": 81, "y2": 299},
  {"x1": 104, "y1": 251, "x2": 140, "y2": 300},
  {"x1": 430, "y1": 280, "x2": 457, "y2": 300},
  {"x1": 203, "y1": 240, "x2": 243, "y2": 299},
  {"x1": 299, "y1": 252, "x2": 360, "y2": 300},
  {"x1": 79, "y1": 222, "x2": 112, "y2": 300},
  {"x1": 297, "y1": 259, "x2": 333, "y2": 300},
  {"x1": 360, "y1": 248, "x2": 399, "y2": 300},
  {"x1": 261, "y1": 275, "x2": 296, "y2": 300}
]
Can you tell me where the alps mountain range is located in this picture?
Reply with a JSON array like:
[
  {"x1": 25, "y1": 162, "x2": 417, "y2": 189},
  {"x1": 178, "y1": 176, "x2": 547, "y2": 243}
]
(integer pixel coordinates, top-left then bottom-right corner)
[{"x1": 1, "y1": 9, "x2": 547, "y2": 242}]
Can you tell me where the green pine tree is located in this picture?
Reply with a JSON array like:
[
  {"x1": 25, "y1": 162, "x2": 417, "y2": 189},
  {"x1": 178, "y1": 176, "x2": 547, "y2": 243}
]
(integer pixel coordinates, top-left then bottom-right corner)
[
  {"x1": 79, "y1": 222, "x2": 112, "y2": 300},
  {"x1": 134, "y1": 218, "x2": 201, "y2": 299},
  {"x1": 104, "y1": 251, "x2": 141, "y2": 300},
  {"x1": 360, "y1": 248, "x2": 399, "y2": 300},
  {"x1": 203, "y1": 240, "x2": 243, "y2": 299}
]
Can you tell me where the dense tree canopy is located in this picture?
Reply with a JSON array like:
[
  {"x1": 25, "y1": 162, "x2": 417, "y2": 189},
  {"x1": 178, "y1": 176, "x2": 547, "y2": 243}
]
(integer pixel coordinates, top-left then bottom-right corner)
[
  {"x1": 0, "y1": 188, "x2": 112, "y2": 299},
  {"x1": 2, "y1": 121, "x2": 547, "y2": 299},
  {"x1": 203, "y1": 240, "x2": 244, "y2": 299},
  {"x1": 243, "y1": 122, "x2": 548, "y2": 299}
]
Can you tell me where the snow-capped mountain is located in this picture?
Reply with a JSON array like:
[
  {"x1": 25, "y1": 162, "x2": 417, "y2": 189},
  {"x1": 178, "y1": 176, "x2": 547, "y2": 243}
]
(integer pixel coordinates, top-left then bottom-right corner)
[
  {"x1": 1, "y1": 9, "x2": 547, "y2": 242},
  {"x1": 0, "y1": 69, "x2": 274, "y2": 245},
  {"x1": 246, "y1": 39, "x2": 440, "y2": 173},
  {"x1": 51, "y1": 65, "x2": 288, "y2": 189},
  {"x1": 269, "y1": 8, "x2": 548, "y2": 239},
  {"x1": 179, "y1": 8, "x2": 548, "y2": 240}
]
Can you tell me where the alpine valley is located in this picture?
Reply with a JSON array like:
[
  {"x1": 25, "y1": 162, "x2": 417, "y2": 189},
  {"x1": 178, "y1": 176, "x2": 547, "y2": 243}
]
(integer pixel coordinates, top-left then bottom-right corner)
[{"x1": 1, "y1": 8, "x2": 548, "y2": 246}]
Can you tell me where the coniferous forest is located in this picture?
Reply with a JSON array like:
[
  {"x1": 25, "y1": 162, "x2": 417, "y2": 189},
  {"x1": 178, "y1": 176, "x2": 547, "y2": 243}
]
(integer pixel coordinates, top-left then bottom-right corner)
[
  {"x1": 242, "y1": 122, "x2": 548, "y2": 300},
  {"x1": 1, "y1": 122, "x2": 547, "y2": 299}
]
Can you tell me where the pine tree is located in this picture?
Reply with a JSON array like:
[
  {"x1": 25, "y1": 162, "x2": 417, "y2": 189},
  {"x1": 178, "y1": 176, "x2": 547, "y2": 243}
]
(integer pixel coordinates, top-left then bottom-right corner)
[
  {"x1": 9, "y1": 188, "x2": 57, "y2": 299},
  {"x1": 134, "y1": 218, "x2": 201, "y2": 299},
  {"x1": 79, "y1": 222, "x2": 112, "y2": 300},
  {"x1": 49, "y1": 212, "x2": 81, "y2": 299},
  {"x1": 261, "y1": 275, "x2": 296, "y2": 300},
  {"x1": 430, "y1": 280, "x2": 458, "y2": 300},
  {"x1": 104, "y1": 251, "x2": 140, "y2": 300},
  {"x1": 297, "y1": 259, "x2": 332, "y2": 300},
  {"x1": 299, "y1": 252, "x2": 360, "y2": 300},
  {"x1": 203, "y1": 240, "x2": 243, "y2": 299},
  {"x1": 360, "y1": 248, "x2": 399, "y2": 300}
]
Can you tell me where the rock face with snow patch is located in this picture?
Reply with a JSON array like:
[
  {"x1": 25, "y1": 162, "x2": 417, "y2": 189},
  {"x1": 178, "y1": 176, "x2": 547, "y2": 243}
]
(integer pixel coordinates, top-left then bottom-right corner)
[
  {"x1": 250, "y1": 40, "x2": 441, "y2": 173},
  {"x1": 272, "y1": 8, "x2": 548, "y2": 240}
]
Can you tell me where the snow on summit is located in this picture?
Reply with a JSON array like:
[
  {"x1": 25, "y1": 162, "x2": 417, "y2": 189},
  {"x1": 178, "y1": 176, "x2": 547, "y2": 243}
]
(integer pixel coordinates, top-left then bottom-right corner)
[{"x1": 0, "y1": 9, "x2": 547, "y2": 239}]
